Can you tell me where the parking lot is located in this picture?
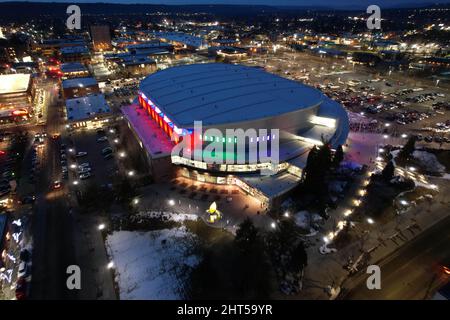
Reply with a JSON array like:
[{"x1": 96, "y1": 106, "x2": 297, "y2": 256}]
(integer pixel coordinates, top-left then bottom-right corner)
[
  {"x1": 242, "y1": 49, "x2": 450, "y2": 145},
  {"x1": 61, "y1": 127, "x2": 122, "y2": 189}
]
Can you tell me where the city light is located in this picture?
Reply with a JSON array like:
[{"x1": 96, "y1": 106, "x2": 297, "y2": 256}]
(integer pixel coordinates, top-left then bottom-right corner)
[
  {"x1": 284, "y1": 211, "x2": 290, "y2": 218},
  {"x1": 98, "y1": 224, "x2": 105, "y2": 231},
  {"x1": 114, "y1": 138, "x2": 119, "y2": 144},
  {"x1": 168, "y1": 199, "x2": 175, "y2": 206},
  {"x1": 401, "y1": 134, "x2": 408, "y2": 138},
  {"x1": 73, "y1": 180, "x2": 79, "y2": 185},
  {"x1": 107, "y1": 261, "x2": 114, "y2": 269},
  {"x1": 128, "y1": 170, "x2": 135, "y2": 176},
  {"x1": 400, "y1": 200, "x2": 408, "y2": 206},
  {"x1": 367, "y1": 218, "x2": 375, "y2": 224},
  {"x1": 270, "y1": 222, "x2": 276, "y2": 229},
  {"x1": 344, "y1": 209, "x2": 353, "y2": 216},
  {"x1": 383, "y1": 134, "x2": 389, "y2": 139},
  {"x1": 133, "y1": 198, "x2": 139, "y2": 205},
  {"x1": 409, "y1": 167, "x2": 416, "y2": 172},
  {"x1": 378, "y1": 148, "x2": 385, "y2": 153},
  {"x1": 119, "y1": 152, "x2": 126, "y2": 158},
  {"x1": 70, "y1": 164, "x2": 76, "y2": 169}
]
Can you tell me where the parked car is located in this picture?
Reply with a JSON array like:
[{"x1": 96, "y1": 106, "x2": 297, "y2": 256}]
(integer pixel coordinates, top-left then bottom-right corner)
[
  {"x1": 15, "y1": 277, "x2": 28, "y2": 300},
  {"x1": 75, "y1": 152, "x2": 88, "y2": 157},
  {"x1": 101, "y1": 147, "x2": 113, "y2": 155},
  {"x1": 79, "y1": 172, "x2": 92, "y2": 180},
  {"x1": 97, "y1": 136, "x2": 108, "y2": 142}
]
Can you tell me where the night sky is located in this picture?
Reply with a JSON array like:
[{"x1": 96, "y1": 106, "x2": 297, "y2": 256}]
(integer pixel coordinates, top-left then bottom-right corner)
[{"x1": 0, "y1": 0, "x2": 449, "y2": 9}]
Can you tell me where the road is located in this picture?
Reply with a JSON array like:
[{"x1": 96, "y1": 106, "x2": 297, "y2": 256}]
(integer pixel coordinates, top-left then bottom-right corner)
[
  {"x1": 29, "y1": 79, "x2": 78, "y2": 299},
  {"x1": 344, "y1": 214, "x2": 450, "y2": 300}
]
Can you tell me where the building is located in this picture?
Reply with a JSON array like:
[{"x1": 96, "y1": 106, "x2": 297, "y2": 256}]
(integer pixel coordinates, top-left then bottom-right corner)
[
  {"x1": 123, "y1": 63, "x2": 349, "y2": 206},
  {"x1": 208, "y1": 46, "x2": 248, "y2": 60},
  {"x1": 60, "y1": 46, "x2": 91, "y2": 64},
  {"x1": 153, "y1": 32, "x2": 207, "y2": 51},
  {"x1": 60, "y1": 62, "x2": 89, "y2": 79},
  {"x1": 90, "y1": 25, "x2": 112, "y2": 52},
  {"x1": 0, "y1": 73, "x2": 35, "y2": 114},
  {"x1": 65, "y1": 93, "x2": 111, "y2": 129},
  {"x1": 33, "y1": 38, "x2": 85, "y2": 57},
  {"x1": 61, "y1": 77, "x2": 99, "y2": 99},
  {"x1": 120, "y1": 57, "x2": 157, "y2": 76}
]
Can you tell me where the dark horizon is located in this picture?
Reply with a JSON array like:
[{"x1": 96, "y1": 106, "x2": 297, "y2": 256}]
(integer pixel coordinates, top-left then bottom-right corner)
[{"x1": 0, "y1": 0, "x2": 449, "y2": 10}]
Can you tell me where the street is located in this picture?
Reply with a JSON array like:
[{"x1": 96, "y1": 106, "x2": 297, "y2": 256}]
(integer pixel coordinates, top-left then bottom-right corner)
[
  {"x1": 29, "y1": 79, "x2": 78, "y2": 299},
  {"x1": 344, "y1": 214, "x2": 450, "y2": 300}
]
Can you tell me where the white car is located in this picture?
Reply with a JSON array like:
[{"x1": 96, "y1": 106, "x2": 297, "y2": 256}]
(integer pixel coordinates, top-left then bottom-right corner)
[
  {"x1": 78, "y1": 162, "x2": 90, "y2": 168},
  {"x1": 97, "y1": 136, "x2": 108, "y2": 142},
  {"x1": 76, "y1": 152, "x2": 88, "y2": 157},
  {"x1": 79, "y1": 172, "x2": 92, "y2": 180},
  {"x1": 78, "y1": 167, "x2": 91, "y2": 174}
]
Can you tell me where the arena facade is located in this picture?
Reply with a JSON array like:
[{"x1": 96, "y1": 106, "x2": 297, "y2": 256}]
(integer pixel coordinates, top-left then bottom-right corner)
[{"x1": 123, "y1": 63, "x2": 349, "y2": 208}]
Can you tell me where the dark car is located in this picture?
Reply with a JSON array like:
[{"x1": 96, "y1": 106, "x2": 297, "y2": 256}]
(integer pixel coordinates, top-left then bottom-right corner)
[{"x1": 15, "y1": 277, "x2": 28, "y2": 300}]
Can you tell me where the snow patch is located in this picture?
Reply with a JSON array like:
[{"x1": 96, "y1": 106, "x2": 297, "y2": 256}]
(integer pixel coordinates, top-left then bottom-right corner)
[
  {"x1": 412, "y1": 150, "x2": 445, "y2": 173},
  {"x1": 106, "y1": 227, "x2": 200, "y2": 300}
]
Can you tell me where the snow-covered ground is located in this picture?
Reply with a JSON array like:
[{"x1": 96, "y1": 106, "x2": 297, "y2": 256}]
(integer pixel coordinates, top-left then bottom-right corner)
[
  {"x1": 412, "y1": 150, "x2": 445, "y2": 174},
  {"x1": 105, "y1": 227, "x2": 200, "y2": 300},
  {"x1": 294, "y1": 211, "x2": 321, "y2": 236}
]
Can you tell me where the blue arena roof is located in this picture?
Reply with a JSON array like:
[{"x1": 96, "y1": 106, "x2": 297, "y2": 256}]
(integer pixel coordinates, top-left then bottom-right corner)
[{"x1": 139, "y1": 63, "x2": 323, "y2": 127}]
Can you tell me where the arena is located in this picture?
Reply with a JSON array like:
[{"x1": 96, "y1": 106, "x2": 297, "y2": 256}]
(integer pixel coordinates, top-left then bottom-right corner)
[{"x1": 124, "y1": 63, "x2": 349, "y2": 207}]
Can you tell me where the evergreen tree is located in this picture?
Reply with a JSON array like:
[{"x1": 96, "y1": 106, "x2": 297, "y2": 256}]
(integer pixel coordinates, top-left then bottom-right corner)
[
  {"x1": 398, "y1": 136, "x2": 417, "y2": 161},
  {"x1": 381, "y1": 160, "x2": 395, "y2": 181},
  {"x1": 333, "y1": 144, "x2": 344, "y2": 167}
]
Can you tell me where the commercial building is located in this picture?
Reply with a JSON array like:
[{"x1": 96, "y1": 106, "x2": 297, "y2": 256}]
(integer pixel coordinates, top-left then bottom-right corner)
[
  {"x1": 0, "y1": 73, "x2": 35, "y2": 114},
  {"x1": 60, "y1": 62, "x2": 89, "y2": 79},
  {"x1": 120, "y1": 57, "x2": 157, "y2": 76},
  {"x1": 123, "y1": 63, "x2": 349, "y2": 207},
  {"x1": 61, "y1": 77, "x2": 99, "y2": 99},
  {"x1": 90, "y1": 25, "x2": 112, "y2": 52},
  {"x1": 60, "y1": 46, "x2": 91, "y2": 64},
  {"x1": 65, "y1": 93, "x2": 111, "y2": 129},
  {"x1": 153, "y1": 32, "x2": 207, "y2": 51}
]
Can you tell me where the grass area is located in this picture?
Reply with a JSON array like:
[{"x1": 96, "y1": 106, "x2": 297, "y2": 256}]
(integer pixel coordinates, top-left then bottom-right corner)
[
  {"x1": 355, "y1": 174, "x2": 415, "y2": 223},
  {"x1": 185, "y1": 220, "x2": 234, "y2": 244}
]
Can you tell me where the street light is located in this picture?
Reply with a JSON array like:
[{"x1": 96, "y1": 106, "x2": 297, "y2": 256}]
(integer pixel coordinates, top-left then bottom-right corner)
[
  {"x1": 401, "y1": 133, "x2": 408, "y2": 138},
  {"x1": 409, "y1": 166, "x2": 416, "y2": 172},
  {"x1": 270, "y1": 222, "x2": 276, "y2": 229},
  {"x1": 98, "y1": 223, "x2": 105, "y2": 231},
  {"x1": 383, "y1": 134, "x2": 389, "y2": 139},
  {"x1": 133, "y1": 198, "x2": 139, "y2": 205},
  {"x1": 73, "y1": 180, "x2": 79, "y2": 185},
  {"x1": 283, "y1": 211, "x2": 290, "y2": 218},
  {"x1": 168, "y1": 199, "x2": 175, "y2": 206},
  {"x1": 119, "y1": 152, "x2": 126, "y2": 158},
  {"x1": 367, "y1": 218, "x2": 374, "y2": 224},
  {"x1": 128, "y1": 170, "x2": 135, "y2": 176},
  {"x1": 107, "y1": 261, "x2": 114, "y2": 269}
]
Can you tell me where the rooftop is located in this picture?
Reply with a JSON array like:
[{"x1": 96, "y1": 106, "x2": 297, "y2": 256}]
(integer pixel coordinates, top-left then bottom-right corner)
[
  {"x1": 0, "y1": 73, "x2": 31, "y2": 95},
  {"x1": 153, "y1": 32, "x2": 206, "y2": 49},
  {"x1": 65, "y1": 94, "x2": 110, "y2": 122},
  {"x1": 62, "y1": 77, "x2": 98, "y2": 89},
  {"x1": 139, "y1": 63, "x2": 323, "y2": 128},
  {"x1": 60, "y1": 46, "x2": 90, "y2": 55},
  {"x1": 60, "y1": 62, "x2": 88, "y2": 73},
  {"x1": 121, "y1": 104, "x2": 174, "y2": 159},
  {"x1": 239, "y1": 171, "x2": 301, "y2": 199}
]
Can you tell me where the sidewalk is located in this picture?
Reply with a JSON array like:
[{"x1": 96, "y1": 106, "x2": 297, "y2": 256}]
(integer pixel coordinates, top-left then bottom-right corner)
[{"x1": 292, "y1": 175, "x2": 449, "y2": 300}]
